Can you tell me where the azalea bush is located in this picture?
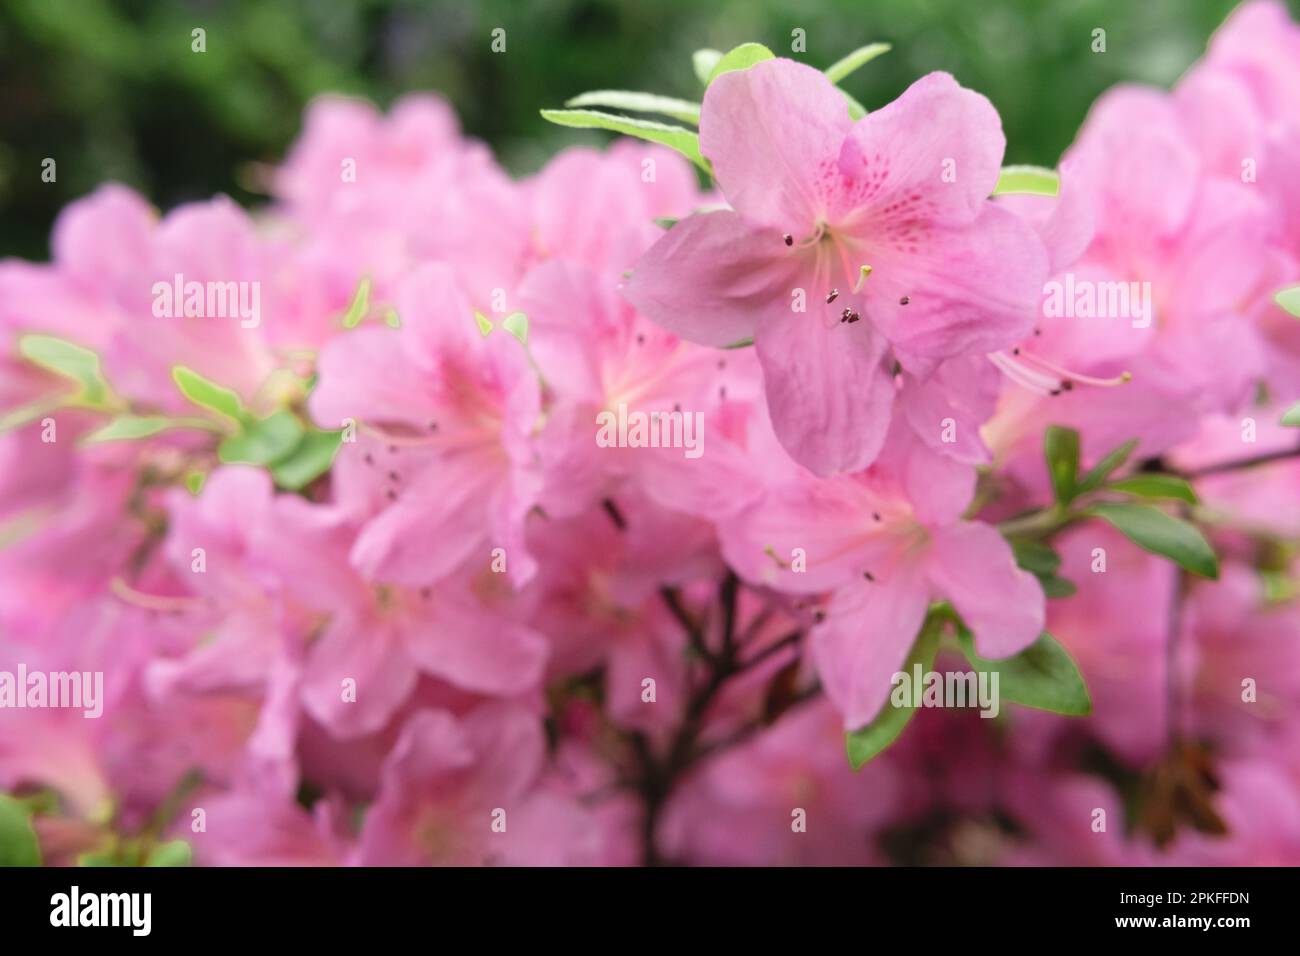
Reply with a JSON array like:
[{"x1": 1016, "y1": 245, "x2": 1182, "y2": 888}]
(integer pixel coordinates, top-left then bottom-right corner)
[{"x1": 1, "y1": 1, "x2": 1299, "y2": 867}]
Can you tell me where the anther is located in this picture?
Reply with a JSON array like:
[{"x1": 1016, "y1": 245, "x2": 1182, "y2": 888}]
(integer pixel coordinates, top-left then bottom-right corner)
[
  {"x1": 826, "y1": 289, "x2": 839, "y2": 303},
  {"x1": 783, "y1": 234, "x2": 794, "y2": 246}
]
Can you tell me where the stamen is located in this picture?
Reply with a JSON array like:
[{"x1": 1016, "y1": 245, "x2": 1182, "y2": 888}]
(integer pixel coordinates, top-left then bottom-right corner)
[
  {"x1": 783, "y1": 234, "x2": 794, "y2": 246},
  {"x1": 1017, "y1": 350, "x2": 1132, "y2": 388},
  {"x1": 839, "y1": 308, "x2": 861, "y2": 324},
  {"x1": 792, "y1": 223, "x2": 829, "y2": 249},
  {"x1": 826, "y1": 289, "x2": 839, "y2": 303},
  {"x1": 989, "y1": 349, "x2": 1132, "y2": 396},
  {"x1": 899, "y1": 296, "x2": 910, "y2": 306},
  {"x1": 111, "y1": 577, "x2": 205, "y2": 614},
  {"x1": 852, "y1": 264, "x2": 873, "y2": 293},
  {"x1": 988, "y1": 351, "x2": 1065, "y2": 395}
]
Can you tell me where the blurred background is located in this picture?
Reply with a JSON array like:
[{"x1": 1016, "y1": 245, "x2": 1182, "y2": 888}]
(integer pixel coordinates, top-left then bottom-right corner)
[{"x1": 0, "y1": 0, "x2": 1288, "y2": 260}]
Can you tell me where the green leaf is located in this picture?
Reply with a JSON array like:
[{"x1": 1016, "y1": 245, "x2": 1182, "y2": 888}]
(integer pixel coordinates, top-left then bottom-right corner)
[
  {"x1": 1044, "y1": 425, "x2": 1080, "y2": 504},
  {"x1": 219, "y1": 409, "x2": 304, "y2": 466},
  {"x1": 269, "y1": 429, "x2": 342, "y2": 490},
  {"x1": 565, "y1": 90, "x2": 701, "y2": 125},
  {"x1": 706, "y1": 43, "x2": 775, "y2": 85},
  {"x1": 723, "y1": 337, "x2": 754, "y2": 349},
  {"x1": 145, "y1": 839, "x2": 192, "y2": 867},
  {"x1": 84, "y1": 415, "x2": 175, "y2": 442},
  {"x1": 502, "y1": 311, "x2": 529, "y2": 345},
  {"x1": 1281, "y1": 401, "x2": 1300, "y2": 427},
  {"x1": 82, "y1": 414, "x2": 220, "y2": 444},
  {"x1": 692, "y1": 48, "x2": 723, "y2": 86},
  {"x1": 1012, "y1": 541, "x2": 1075, "y2": 599},
  {"x1": 992, "y1": 165, "x2": 1060, "y2": 196},
  {"x1": 956, "y1": 630, "x2": 1091, "y2": 716},
  {"x1": 0, "y1": 794, "x2": 42, "y2": 866},
  {"x1": 846, "y1": 618, "x2": 941, "y2": 769},
  {"x1": 1075, "y1": 438, "x2": 1139, "y2": 495},
  {"x1": 474, "y1": 310, "x2": 494, "y2": 336},
  {"x1": 341, "y1": 276, "x2": 371, "y2": 328},
  {"x1": 1012, "y1": 539, "x2": 1061, "y2": 578},
  {"x1": 1040, "y1": 576, "x2": 1077, "y2": 598},
  {"x1": 840, "y1": 89, "x2": 869, "y2": 120},
  {"x1": 824, "y1": 42, "x2": 891, "y2": 84},
  {"x1": 540, "y1": 109, "x2": 710, "y2": 174},
  {"x1": 1275, "y1": 285, "x2": 1300, "y2": 318},
  {"x1": 173, "y1": 366, "x2": 247, "y2": 424},
  {"x1": 184, "y1": 470, "x2": 207, "y2": 496},
  {"x1": 1090, "y1": 502, "x2": 1219, "y2": 579},
  {"x1": 653, "y1": 216, "x2": 678, "y2": 230},
  {"x1": 18, "y1": 334, "x2": 112, "y2": 406},
  {"x1": 1108, "y1": 474, "x2": 1198, "y2": 504}
]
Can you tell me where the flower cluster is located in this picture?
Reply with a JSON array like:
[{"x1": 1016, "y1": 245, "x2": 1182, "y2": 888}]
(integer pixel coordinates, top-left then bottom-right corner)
[{"x1": 1, "y1": 1, "x2": 1298, "y2": 866}]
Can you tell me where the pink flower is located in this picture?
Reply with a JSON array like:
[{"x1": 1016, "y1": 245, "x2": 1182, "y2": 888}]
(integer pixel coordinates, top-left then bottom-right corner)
[
  {"x1": 355, "y1": 705, "x2": 604, "y2": 865},
  {"x1": 721, "y1": 429, "x2": 1043, "y2": 729},
  {"x1": 625, "y1": 59, "x2": 1046, "y2": 476},
  {"x1": 310, "y1": 263, "x2": 543, "y2": 588}
]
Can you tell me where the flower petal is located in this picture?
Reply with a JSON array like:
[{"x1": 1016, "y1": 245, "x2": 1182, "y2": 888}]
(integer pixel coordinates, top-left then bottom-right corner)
[
  {"x1": 926, "y1": 521, "x2": 1044, "y2": 659},
  {"x1": 755, "y1": 306, "x2": 895, "y2": 476},
  {"x1": 700, "y1": 58, "x2": 855, "y2": 228}
]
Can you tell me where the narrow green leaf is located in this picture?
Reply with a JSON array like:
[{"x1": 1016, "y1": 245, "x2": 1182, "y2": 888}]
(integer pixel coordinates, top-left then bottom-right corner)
[
  {"x1": 706, "y1": 43, "x2": 776, "y2": 84},
  {"x1": 723, "y1": 337, "x2": 754, "y2": 349},
  {"x1": 270, "y1": 430, "x2": 342, "y2": 490},
  {"x1": 824, "y1": 42, "x2": 891, "y2": 84},
  {"x1": 1275, "y1": 285, "x2": 1300, "y2": 318},
  {"x1": 0, "y1": 794, "x2": 42, "y2": 866},
  {"x1": 1041, "y1": 576, "x2": 1077, "y2": 598},
  {"x1": 82, "y1": 414, "x2": 221, "y2": 444},
  {"x1": 692, "y1": 48, "x2": 723, "y2": 86},
  {"x1": 218, "y1": 409, "x2": 304, "y2": 466},
  {"x1": 1281, "y1": 400, "x2": 1300, "y2": 427},
  {"x1": 145, "y1": 840, "x2": 192, "y2": 867},
  {"x1": 172, "y1": 366, "x2": 247, "y2": 423},
  {"x1": 992, "y1": 165, "x2": 1060, "y2": 197},
  {"x1": 840, "y1": 89, "x2": 869, "y2": 120},
  {"x1": 1011, "y1": 539, "x2": 1061, "y2": 578},
  {"x1": 1108, "y1": 474, "x2": 1198, "y2": 504},
  {"x1": 565, "y1": 90, "x2": 701, "y2": 125},
  {"x1": 1044, "y1": 425, "x2": 1080, "y2": 504},
  {"x1": 540, "y1": 109, "x2": 710, "y2": 173},
  {"x1": 474, "y1": 310, "x2": 494, "y2": 336},
  {"x1": 84, "y1": 415, "x2": 175, "y2": 442},
  {"x1": 846, "y1": 618, "x2": 941, "y2": 769},
  {"x1": 1075, "y1": 438, "x2": 1139, "y2": 495},
  {"x1": 18, "y1": 334, "x2": 111, "y2": 406},
  {"x1": 341, "y1": 276, "x2": 371, "y2": 328},
  {"x1": 502, "y1": 311, "x2": 529, "y2": 346},
  {"x1": 1090, "y1": 502, "x2": 1219, "y2": 579},
  {"x1": 956, "y1": 630, "x2": 1091, "y2": 716},
  {"x1": 653, "y1": 216, "x2": 678, "y2": 230}
]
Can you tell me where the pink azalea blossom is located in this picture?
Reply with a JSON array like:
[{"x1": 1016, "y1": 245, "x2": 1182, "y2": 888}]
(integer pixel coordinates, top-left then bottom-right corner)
[{"x1": 625, "y1": 60, "x2": 1047, "y2": 476}]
